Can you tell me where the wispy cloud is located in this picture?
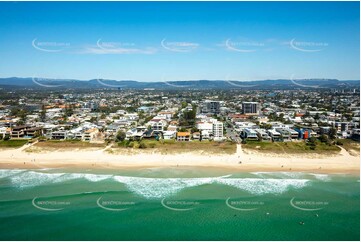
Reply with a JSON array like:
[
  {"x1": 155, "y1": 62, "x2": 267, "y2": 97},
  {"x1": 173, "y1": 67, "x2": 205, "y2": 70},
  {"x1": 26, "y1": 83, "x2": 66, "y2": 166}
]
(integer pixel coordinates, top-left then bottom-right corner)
[
  {"x1": 79, "y1": 44, "x2": 157, "y2": 55},
  {"x1": 161, "y1": 39, "x2": 199, "y2": 52}
]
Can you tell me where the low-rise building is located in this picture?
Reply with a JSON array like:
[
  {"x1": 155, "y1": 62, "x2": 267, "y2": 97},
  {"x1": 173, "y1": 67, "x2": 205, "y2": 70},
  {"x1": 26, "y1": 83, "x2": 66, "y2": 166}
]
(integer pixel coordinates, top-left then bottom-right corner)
[
  {"x1": 255, "y1": 129, "x2": 272, "y2": 141},
  {"x1": 147, "y1": 119, "x2": 168, "y2": 131},
  {"x1": 10, "y1": 125, "x2": 32, "y2": 138},
  {"x1": 82, "y1": 128, "x2": 99, "y2": 142},
  {"x1": 163, "y1": 131, "x2": 176, "y2": 140},
  {"x1": 267, "y1": 129, "x2": 282, "y2": 142},
  {"x1": 177, "y1": 132, "x2": 191, "y2": 141},
  {"x1": 192, "y1": 132, "x2": 201, "y2": 140},
  {"x1": 241, "y1": 128, "x2": 258, "y2": 141},
  {"x1": 51, "y1": 131, "x2": 67, "y2": 140}
]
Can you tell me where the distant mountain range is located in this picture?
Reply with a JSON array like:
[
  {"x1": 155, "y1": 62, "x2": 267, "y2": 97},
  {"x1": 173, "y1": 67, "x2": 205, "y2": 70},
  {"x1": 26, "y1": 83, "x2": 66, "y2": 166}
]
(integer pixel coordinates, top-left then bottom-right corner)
[{"x1": 0, "y1": 77, "x2": 359, "y2": 90}]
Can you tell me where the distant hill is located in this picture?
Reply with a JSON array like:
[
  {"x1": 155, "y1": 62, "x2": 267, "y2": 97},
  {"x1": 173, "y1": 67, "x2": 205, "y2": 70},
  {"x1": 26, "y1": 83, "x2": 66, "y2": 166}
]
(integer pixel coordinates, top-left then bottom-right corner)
[{"x1": 0, "y1": 77, "x2": 359, "y2": 90}]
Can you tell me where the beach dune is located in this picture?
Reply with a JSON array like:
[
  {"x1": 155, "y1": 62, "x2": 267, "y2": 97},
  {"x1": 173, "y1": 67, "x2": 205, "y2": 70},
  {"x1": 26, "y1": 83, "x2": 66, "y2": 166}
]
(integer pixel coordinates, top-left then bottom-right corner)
[{"x1": 0, "y1": 144, "x2": 359, "y2": 174}]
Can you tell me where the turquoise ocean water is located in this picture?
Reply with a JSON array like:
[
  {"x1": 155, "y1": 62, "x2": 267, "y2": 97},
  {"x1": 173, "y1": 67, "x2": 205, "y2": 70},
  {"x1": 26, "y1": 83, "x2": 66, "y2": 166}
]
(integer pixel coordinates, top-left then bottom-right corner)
[{"x1": 0, "y1": 167, "x2": 359, "y2": 241}]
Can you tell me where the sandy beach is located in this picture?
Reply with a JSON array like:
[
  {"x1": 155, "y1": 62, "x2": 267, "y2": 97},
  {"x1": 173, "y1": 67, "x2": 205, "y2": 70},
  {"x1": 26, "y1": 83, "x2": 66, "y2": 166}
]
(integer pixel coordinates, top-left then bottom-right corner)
[{"x1": 0, "y1": 143, "x2": 359, "y2": 174}]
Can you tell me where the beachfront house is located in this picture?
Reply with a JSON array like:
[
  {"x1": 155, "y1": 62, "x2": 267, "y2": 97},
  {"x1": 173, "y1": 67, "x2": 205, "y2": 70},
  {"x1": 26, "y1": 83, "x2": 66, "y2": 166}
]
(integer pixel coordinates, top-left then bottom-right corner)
[
  {"x1": 288, "y1": 129, "x2": 300, "y2": 139},
  {"x1": 192, "y1": 132, "x2": 201, "y2": 140},
  {"x1": 200, "y1": 130, "x2": 212, "y2": 140},
  {"x1": 126, "y1": 126, "x2": 147, "y2": 140},
  {"x1": 275, "y1": 128, "x2": 291, "y2": 141},
  {"x1": 51, "y1": 131, "x2": 68, "y2": 140},
  {"x1": 82, "y1": 128, "x2": 99, "y2": 142},
  {"x1": 240, "y1": 128, "x2": 259, "y2": 141},
  {"x1": 176, "y1": 132, "x2": 191, "y2": 141},
  {"x1": 10, "y1": 125, "x2": 32, "y2": 139},
  {"x1": 267, "y1": 129, "x2": 282, "y2": 142},
  {"x1": 24, "y1": 127, "x2": 44, "y2": 138},
  {"x1": 255, "y1": 129, "x2": 272, "y2": 141},
  {"x1": 163, "y1": 130, "x2": 176, "y2": 140}
]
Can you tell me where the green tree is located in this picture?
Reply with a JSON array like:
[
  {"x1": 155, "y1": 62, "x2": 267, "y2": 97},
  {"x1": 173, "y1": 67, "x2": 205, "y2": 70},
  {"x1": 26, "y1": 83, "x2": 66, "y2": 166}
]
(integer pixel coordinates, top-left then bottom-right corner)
[
  {"x1": 329, "y1": 128, "x2": 337, "y2": 140},
  {"x1": 65, "y1": 106, "x2": 74, "y2": 117},
  {"x1": 307, "y1": 137, "x2": 317, "y2": 150},
  {"x1": 314, "y1": 113, "x2": 320, "y2": 120},
  {"x1": 90, "y1": 116, "x2": 98, "y2": 123},
  {"x1": 319, "y1": 134, "x2": 329, "y2": 143},
  {"x1": 40, "y1": 108, "x2": 46, "y2": 122},
  {"x1": 33, "y1": 130, "x2": 42, "y2": 138},
  {"x1": 3, "y1": 134, "x2": 10, "y2": 141},
  {"x1": 115, "y1": 130, "x2": 126, "y2": 142}
]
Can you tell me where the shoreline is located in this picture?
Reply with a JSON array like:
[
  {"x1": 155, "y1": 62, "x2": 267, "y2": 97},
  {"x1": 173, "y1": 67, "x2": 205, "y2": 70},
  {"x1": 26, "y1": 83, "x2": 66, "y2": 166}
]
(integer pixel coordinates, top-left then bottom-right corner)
[{"x1": 0, "y1": 144, "x2": 359, "y2": 175}]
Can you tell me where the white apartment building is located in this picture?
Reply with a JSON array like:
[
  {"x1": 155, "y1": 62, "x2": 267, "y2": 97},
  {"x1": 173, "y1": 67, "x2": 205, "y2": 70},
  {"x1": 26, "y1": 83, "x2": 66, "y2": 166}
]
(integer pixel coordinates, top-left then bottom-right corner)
[
  {"x1": 212, "y1": 121, "x2": 224, "y2": 141},
  {"x1": 196, "y1": 121, "x2": 213, "y2": 133}
]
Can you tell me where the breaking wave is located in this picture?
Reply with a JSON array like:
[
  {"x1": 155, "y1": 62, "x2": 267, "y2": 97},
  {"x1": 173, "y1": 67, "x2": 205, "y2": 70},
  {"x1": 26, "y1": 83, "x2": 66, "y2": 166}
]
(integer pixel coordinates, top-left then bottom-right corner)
[
  {"x1": 251, "y1": 172, "x2": 331, "y2": 181},
  {"x1": 0, "y1": 169, "x2": 26, "y2": 179},
  {"x1": 4, "y1": 170, "x2": 113, "y2": 188},
  {"x1": 1, "y1": 169, "x2": 312, "y2": 199}
]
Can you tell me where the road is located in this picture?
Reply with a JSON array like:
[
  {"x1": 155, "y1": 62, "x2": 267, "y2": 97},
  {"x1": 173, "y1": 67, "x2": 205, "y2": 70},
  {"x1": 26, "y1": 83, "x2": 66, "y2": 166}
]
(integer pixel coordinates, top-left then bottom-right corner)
[{"x1": 225, "y1": 121, "x2": 241, "y2": 143}]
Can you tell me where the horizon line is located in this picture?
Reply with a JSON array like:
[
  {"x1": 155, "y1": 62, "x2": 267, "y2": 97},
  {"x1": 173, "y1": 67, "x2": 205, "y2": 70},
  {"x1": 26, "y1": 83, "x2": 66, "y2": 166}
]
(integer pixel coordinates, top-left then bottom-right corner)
[{"x1": 0, "y1": 76, "x2": 360, "y2": 83}]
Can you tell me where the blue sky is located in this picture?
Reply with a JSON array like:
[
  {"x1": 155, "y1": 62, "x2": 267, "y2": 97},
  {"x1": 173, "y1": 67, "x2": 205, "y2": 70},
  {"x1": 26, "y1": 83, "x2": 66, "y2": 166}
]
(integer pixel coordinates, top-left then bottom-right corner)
[{"x1": 0, "y1": 1, "x2": 359, "y2": 81}]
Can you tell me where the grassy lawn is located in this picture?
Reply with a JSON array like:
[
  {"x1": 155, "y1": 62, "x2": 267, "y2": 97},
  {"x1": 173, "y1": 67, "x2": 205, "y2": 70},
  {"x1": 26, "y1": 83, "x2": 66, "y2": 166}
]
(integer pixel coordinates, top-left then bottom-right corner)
[
  {"x1": 242, "y1": 140, "x2": 341, "y2": 154},
  {"x1": 35, "y1": 140, "x2": 106, "y2": 149},
  {"x1": 115, "y1": 139, "x2": 237, "y2": 155},
  {"x1": 336, "y1": 139, "x2": 360, "y2": 156},
  {"x1": 0, "y1": 139, "x2": 28, "y2": 148}
]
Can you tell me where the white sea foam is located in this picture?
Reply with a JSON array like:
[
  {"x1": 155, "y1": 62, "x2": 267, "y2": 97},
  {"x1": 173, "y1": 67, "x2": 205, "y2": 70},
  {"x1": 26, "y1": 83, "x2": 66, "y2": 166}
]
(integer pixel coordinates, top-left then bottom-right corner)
[
  {"x1": 113, "y1": 176, "x2": 216, "y2": 198},
  {"x1": 310, "y1": 173, "x2": 331, "y2": 181},
  {"x1": 216, "y1": 178, "x2": 309, "y2": 195},
  {"x1": 112, "y1": 175, "x2": 310, "y2": 198},
  {"x1": 10, "y1": 171, "x2": 66, "y2": 188},
  {"x1": 9, "y1": 171, "x2": 113, "y2": 188},
  {"x1": 0, "y1": 169, "x2": 26, "y2": 179},
  {"x1": 251, "y1": 172, "x2": 332, "y2": 181},
  {"x1": 83, "y1": 174, "x2": 113, "y2": 182},
  {"x1": 251, "y1": 172, "x2": 305, "y2": 179},
  {"x1": 7, "y1": 170, "x2": 310, "y2": 198}
]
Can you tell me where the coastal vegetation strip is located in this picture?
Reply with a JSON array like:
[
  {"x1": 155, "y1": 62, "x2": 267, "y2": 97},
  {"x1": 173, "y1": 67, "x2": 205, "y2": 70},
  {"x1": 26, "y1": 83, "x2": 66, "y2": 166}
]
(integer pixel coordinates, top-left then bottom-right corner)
[
  {"x1": 0, "y1": 139, "x2": 28, "y2": 148},
  {"x1": 113, "y1": 139, "x2": 237, "y2": 155},
  {"x1": 34, "y1": 140, "x2": 106, "y2": 149},
  {"x1": 242, "y1": 140, "x2": 342, "y2": 154}
]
